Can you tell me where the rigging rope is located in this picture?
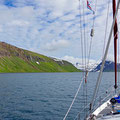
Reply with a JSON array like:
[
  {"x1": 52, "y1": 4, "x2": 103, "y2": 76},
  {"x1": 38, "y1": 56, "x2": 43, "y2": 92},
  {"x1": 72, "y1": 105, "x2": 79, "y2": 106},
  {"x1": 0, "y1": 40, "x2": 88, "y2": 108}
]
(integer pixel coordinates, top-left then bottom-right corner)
[
  {"x1": 84, "y1": 0, "x2": 98, "y2": 116},
  {"x1": 83, "y1": 0, "x2": 87, "y2": 72},
  {"x1": 79, "y1": 0, "x2": 84, "y2": 78},
  {"x1": 116, "y1": 15, "x2": 119, "y2": 90},
  {"x1": 87, "y1": 0, "x2": 98, "y2": 70},
  {"x1": 102, "y1": 0, "x2": 110, "y2": 59},
  {"x1": 82, "y1": 0, "x2": 88, "y2": 117},
  {"x1": 63, "y1": 77, "x2": 84, "y2": 120},
  {"x1": 117, "y1": 9, "x2": 120, "y2": 89}
]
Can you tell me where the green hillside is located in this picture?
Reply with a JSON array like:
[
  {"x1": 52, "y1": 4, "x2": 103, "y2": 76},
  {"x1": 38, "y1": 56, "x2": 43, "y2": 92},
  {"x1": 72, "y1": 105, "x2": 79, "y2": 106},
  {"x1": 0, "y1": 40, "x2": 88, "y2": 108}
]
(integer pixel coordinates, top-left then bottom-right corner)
[{"x1": 0, "y1": 42, "x2": 80, "y2": 73}]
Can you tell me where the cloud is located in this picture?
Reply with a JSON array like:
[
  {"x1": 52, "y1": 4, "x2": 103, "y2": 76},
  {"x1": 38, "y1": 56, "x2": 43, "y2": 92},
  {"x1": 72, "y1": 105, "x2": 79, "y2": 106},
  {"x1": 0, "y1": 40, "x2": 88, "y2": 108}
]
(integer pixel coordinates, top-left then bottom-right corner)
[
  {"x1": 43, "y1": 40, "x2": 70, "y2": 51},
  {"x1": 106, "y1": 54, "x2": 120, "y2": 63},
  {"x1": 0, "y1": 25, "x2": 3, "y2": 32},
  {"x1": 7, "y1": 20, "x2": 29, "y2": 26},
  {"x1": 62, "y1": 55, "x2": 98, "y2": 65},
  {"x1": 106, "y1": 54, "x2": 114, "y2": 62},
  {"x1": 0, "y1": 0, "x2": 118, "y2": 63}
]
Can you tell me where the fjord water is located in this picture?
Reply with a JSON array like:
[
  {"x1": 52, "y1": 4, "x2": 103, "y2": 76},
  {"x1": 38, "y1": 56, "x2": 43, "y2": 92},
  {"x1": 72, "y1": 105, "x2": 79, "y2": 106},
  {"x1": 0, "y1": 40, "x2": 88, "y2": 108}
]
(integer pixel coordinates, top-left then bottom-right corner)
[{"x1": 0, "y1": 72, "x2": 115, "y2": 120}]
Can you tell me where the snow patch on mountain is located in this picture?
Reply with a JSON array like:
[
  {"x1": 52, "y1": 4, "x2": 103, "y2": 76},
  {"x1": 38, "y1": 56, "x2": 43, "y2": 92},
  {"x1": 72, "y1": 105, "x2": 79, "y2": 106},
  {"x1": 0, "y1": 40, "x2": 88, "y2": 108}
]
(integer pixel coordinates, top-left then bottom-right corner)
[{"x1": 92, "y1": 60, "x2": 120, "y2": 72}]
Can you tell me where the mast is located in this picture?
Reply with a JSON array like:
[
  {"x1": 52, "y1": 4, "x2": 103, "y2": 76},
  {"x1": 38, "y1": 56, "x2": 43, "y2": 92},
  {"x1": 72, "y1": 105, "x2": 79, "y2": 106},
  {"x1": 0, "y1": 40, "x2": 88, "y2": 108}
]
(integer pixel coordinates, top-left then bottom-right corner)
[{"x1": 112, "y1": 0, "x2": 118, "y2": 89}]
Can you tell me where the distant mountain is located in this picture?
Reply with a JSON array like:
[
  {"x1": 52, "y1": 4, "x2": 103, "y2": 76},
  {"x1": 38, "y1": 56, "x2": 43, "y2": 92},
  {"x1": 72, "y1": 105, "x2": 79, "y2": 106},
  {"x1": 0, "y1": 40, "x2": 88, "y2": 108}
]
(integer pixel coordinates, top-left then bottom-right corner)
[
  {"x1": 92, "y1": 60, "x2": 120, "y2": 72},
  {"x1": 75, "y1": 62, "x2": 99, "y2": 71},
  {"x1": 0, "y1": 42, "x2": 80, "y2": 73}
]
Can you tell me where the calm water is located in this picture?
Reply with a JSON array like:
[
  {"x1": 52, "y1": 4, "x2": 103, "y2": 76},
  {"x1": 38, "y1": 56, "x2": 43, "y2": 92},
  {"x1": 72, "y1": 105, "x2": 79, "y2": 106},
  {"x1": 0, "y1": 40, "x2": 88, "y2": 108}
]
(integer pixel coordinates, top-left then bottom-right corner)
[{"x1": 0, "y1": 72, "x2": 116, "y2": 120}]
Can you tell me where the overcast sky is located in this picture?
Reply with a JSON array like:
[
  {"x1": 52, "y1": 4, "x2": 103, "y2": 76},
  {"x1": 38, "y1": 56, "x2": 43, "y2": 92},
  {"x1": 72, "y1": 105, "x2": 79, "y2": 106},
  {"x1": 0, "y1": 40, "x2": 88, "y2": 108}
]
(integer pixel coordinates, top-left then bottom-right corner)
[{"x1": 0, "y1": 0, "x2": 120, "y2": 65}]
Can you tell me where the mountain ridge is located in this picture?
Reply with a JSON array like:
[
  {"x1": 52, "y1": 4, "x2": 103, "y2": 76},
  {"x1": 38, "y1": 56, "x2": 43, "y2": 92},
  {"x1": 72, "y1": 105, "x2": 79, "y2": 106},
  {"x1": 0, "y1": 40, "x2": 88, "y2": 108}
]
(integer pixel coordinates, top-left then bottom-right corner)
[
  {"x1": 92, "y1": 60, "x2": 120, "y2": 72},
  {"x1": 0, "y1": 42, "x2": 80, "y2": 73}
]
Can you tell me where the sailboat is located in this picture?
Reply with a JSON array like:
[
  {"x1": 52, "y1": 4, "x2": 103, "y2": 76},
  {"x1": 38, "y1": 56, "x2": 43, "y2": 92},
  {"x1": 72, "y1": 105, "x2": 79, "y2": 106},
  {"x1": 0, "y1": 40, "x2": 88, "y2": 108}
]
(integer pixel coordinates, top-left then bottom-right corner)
[{"x1": 63, "y1": 0, "x2": 120, "y2": 120}]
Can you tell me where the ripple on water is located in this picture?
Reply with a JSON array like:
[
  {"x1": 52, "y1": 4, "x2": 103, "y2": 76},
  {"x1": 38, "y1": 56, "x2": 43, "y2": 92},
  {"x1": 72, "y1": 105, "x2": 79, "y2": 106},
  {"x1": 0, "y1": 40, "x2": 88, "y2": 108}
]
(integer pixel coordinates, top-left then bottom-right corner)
[
  {"x1": 19, "y1": 109, "x2": 34, "y2": 114},
  {"x1": 27, "y1": 98, "x2": 35, "y2": 102},
  {"x1": 40, "y1": 99, "x2": 49, "y2": 103}
]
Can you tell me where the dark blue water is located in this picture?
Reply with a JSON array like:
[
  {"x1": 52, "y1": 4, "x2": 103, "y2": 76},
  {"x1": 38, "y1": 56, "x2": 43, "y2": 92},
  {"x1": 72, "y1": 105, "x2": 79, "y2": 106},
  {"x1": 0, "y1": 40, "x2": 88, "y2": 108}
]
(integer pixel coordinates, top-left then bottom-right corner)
[{"x1": 0, "y1": 72, "x2": 116, "y2": 120}]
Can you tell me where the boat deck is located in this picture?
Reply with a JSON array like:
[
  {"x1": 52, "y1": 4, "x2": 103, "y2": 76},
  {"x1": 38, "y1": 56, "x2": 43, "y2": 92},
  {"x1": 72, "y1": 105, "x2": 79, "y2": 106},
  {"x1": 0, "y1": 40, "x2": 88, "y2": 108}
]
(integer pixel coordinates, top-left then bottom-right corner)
[
  {"x1": 97, "y1": 103, "x2": 120, "y2": 116},
  {"x1": 96, "y1": 102, "x2": 120, "y2": 120},
  {"x1": 86, "y1": 97, "x2": 120, "y2": 120}
]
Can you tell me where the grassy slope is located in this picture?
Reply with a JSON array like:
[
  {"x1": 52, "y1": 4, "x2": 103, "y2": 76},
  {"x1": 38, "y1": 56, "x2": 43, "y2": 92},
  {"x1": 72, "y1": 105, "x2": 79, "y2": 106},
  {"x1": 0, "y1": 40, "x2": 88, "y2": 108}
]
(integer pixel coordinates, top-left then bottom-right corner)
[{"x1": 0, "y1": 42, "x2": 80, "y2": 73}]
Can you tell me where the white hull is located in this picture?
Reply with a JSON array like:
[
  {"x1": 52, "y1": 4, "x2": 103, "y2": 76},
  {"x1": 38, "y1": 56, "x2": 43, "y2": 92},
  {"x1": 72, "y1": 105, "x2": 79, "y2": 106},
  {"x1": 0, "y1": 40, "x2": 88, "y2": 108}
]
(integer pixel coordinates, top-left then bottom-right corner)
[
  {"x1": 87, "y1": 97, "x2": 120, "y2": 120},
  {"x1": 97, "y1": 114, "x2": 120, "y2": 120}
]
